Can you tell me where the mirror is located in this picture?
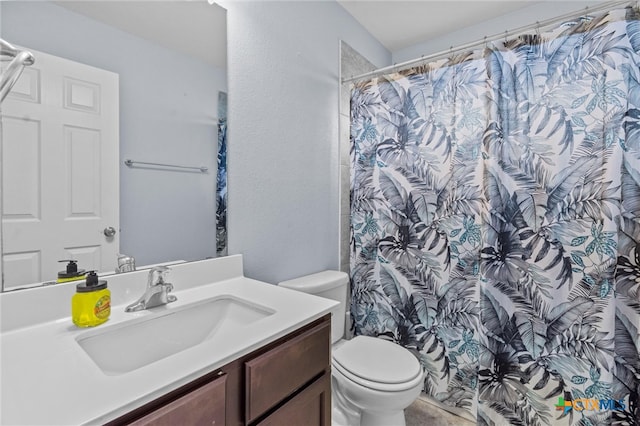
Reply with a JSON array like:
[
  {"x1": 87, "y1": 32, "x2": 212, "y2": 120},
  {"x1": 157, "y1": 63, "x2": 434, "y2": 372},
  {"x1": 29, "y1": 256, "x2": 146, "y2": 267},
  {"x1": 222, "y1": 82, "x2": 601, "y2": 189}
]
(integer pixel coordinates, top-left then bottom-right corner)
[{"x1": 0, "y1": 1, "x2": 227, "y2": 291}]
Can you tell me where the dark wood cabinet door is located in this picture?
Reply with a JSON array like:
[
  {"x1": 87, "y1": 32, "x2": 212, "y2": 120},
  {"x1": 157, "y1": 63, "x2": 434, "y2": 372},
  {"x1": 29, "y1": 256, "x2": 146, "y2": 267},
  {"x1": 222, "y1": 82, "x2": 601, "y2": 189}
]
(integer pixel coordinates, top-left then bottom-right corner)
[
  {"x1": 245, "y1": 319, "x2": 330, "y2": 423},
  {"x1": 129, "y1": 373, "x2": 226, "y2": 426},
  {"x1": 256, "y1": 372, "x2": 331, "y2": 426}
]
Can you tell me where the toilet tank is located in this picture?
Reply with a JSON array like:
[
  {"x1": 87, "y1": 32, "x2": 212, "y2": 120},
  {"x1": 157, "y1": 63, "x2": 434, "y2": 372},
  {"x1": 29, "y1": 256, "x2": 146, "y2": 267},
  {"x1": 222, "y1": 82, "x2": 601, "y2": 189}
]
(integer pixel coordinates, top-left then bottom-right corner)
[{"x1": 279, "y1": 270, "x2": 348, "y2": 344}]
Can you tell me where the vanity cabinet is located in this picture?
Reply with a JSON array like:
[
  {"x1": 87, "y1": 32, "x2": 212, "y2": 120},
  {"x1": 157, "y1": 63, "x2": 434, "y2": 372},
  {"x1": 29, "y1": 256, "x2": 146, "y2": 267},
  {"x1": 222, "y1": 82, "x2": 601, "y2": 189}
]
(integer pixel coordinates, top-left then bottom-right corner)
[
  {"x1": 255, "y1": 372, "x2": 330, "y2": 426},
  {"x1": 108, "y1": 314, "x2": 331, "y2": 426},
  {"x1": 245, "y1": 314, "x2": 330, "y2": 423},
  {"x1": 129, "y1": 373, "x2": 227, "y2": 426}
]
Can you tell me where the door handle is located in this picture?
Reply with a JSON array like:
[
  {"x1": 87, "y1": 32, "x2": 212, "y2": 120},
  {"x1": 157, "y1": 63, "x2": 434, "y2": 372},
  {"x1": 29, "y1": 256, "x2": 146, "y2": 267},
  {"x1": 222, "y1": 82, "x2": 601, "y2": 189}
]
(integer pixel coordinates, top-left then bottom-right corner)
[{"x1": 104, "y1": 226, "x2": 117, "y2": 237}]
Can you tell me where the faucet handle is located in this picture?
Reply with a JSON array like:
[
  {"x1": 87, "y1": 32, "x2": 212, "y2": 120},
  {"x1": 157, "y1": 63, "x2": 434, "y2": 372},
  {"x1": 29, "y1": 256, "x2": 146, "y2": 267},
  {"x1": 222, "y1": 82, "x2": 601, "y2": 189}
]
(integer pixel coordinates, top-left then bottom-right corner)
[
  {"x1": 116, "y1": 253, "x2": 136, "y2": 273},
  {"x1": 147, "y1": 265, "x2": 170, "y2": 287}
]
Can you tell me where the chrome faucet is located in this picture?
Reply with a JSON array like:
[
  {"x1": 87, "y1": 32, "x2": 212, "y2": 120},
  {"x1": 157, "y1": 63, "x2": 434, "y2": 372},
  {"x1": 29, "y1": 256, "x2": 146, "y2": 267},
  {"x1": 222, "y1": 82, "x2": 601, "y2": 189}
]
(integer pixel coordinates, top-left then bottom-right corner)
[
  {"x1": 125, "y1": 266, "x2": 177, "y2": 312},
  {"x1": 116, "y1": 253, "x2": 136, "y2": 273}
]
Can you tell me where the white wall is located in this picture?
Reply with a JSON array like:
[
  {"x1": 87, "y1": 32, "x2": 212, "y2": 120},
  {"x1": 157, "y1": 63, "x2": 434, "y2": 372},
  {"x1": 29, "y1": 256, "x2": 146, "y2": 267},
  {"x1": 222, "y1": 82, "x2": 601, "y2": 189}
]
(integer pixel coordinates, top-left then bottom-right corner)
[
  {"x1": 223, "y1": 0, "x2": 390, "y2": 284},
  {"x1": 1, "y1": 1, "x2": 226, "y2": 267},
  {"x1": 393, "y1": 1, "x2": 610, "y2": 63}
]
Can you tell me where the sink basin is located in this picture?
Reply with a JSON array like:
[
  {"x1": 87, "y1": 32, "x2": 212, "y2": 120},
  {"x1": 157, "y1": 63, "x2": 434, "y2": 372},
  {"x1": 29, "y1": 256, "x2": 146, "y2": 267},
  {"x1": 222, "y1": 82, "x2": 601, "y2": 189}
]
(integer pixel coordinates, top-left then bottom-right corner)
[{"x1": 76, "y1": 296, "x2": 274, "y2": 375}]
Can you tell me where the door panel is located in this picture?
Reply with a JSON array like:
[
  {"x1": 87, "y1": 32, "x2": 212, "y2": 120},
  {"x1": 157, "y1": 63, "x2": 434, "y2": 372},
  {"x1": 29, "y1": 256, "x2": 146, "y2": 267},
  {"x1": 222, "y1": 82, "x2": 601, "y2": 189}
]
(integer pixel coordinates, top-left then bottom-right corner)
[
  {"x1": 65, "y1": 245, "x2": 102, "y2": 273},
  {"x1": 2, "y1": 251, "x2": 40, "y2": 286},
  {"x1": 64, "y1": 125, "x2": 102, "y2": 217},
  {"x1": 1, "y1": 116, "x2": 40, "y2": 219},
  {"x1": 1, "y1": 47, "x2": 119, "y2": 289}
]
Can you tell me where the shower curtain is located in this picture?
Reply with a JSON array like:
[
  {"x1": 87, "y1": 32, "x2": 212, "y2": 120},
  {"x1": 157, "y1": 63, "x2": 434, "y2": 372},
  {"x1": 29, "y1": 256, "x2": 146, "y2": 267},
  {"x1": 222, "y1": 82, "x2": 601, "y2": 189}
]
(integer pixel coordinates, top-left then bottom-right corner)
[
  {"x1": 216, "y1": 91, "x2": 228, "y2": 257},
  {"x1": 350, "y1": 7, "x2": 640, "y2": 426}
]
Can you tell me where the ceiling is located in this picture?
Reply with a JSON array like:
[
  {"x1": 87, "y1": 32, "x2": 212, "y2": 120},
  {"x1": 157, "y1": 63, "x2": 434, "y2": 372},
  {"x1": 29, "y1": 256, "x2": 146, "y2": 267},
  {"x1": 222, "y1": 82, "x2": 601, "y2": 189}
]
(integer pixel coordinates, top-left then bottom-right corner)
[
  {"x1": 337, "y1": 0, "x2": 542, "y2": 52},
  {"x1": 52, "y1": 1, "x2": 603, "y2": 68},
  {"x1": 54, "y1": 1, "x2": 227, "y2": 69}
]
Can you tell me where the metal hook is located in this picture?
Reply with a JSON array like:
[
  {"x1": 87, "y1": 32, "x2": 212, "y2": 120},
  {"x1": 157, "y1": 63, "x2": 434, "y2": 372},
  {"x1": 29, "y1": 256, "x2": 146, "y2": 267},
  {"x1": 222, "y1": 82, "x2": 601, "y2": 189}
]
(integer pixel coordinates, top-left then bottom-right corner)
[
  {"x1": 535, "y1": 21, "x2": 541, "y2": 39},
  {"x1": 504, "y1": 30, "x2": 509, "y2": 44}
]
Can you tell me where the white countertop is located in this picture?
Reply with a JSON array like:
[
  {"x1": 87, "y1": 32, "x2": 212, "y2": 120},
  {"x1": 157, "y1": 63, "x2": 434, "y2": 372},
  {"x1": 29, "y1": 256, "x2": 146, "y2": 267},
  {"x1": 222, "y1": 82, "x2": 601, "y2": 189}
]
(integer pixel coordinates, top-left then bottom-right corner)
[{"x1": 0, "y1": 256, "x2": 337, "y2": 425}]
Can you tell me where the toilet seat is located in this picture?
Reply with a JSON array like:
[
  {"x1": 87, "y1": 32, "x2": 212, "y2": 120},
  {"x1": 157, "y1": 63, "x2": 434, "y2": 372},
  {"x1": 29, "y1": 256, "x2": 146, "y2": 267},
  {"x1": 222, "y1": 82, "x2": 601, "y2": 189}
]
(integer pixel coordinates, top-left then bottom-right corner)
[{"x1": 332, "y1": 336, "x2": 423, "y2": 392}]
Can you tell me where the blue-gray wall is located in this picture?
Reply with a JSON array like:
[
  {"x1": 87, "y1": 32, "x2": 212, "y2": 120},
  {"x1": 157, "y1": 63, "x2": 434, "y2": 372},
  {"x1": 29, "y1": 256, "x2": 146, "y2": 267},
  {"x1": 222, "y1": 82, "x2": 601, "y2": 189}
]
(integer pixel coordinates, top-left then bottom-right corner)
[
  {"x1": 223, "y1": 0, "x2": 390, "y2": 284},
  {"x1": 1, "y1": 1, "x2": 227, "y2": 267}
]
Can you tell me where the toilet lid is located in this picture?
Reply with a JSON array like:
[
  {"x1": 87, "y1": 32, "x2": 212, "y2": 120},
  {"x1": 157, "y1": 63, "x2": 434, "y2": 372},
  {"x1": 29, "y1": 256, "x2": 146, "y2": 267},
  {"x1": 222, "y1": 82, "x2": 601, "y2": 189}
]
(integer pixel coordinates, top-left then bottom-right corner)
[{"x1": 332, "y1": 336, "x2": 422, "y2": 385}]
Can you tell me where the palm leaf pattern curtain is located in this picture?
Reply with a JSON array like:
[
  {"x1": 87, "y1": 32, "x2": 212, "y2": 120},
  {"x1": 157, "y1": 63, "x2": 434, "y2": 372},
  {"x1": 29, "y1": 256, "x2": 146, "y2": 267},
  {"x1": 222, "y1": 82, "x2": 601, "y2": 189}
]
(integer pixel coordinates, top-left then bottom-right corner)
[{"x1": 350, "y1": 8, "x2": 640, "y2": 425}]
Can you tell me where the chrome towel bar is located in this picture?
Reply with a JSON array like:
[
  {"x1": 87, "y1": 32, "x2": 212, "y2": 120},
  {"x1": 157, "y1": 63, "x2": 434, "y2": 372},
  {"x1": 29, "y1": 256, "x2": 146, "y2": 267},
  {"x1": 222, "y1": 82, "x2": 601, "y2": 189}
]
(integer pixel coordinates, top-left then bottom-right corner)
[{"x1": 124, "y1": 159, "x2": 208, "y2": 173}]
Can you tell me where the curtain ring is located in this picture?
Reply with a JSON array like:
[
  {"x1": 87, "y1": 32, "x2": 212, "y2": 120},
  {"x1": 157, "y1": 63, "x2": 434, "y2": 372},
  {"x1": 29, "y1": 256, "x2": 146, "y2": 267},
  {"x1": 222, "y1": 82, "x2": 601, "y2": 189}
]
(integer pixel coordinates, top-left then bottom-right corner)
[
  {"x1": 504, "y1": 30, "x2": 508, "y2": 44},
  {"x1": 535, "y1": 21, "x2": 541, "y2": 39},
  {"x1": 483, "y1": 35, "x2": 488, "y2": 50}
]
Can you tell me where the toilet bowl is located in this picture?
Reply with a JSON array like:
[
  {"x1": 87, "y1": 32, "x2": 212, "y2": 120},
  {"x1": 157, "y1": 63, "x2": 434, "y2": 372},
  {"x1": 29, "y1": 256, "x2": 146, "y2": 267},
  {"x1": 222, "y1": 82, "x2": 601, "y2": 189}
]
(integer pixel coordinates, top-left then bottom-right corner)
[
  {"x1": 279, "y1": 271, "x2": 423, "y2": 426},
  {"x1": 332, "y1": 335, "x2": 423, "y2": 426}
]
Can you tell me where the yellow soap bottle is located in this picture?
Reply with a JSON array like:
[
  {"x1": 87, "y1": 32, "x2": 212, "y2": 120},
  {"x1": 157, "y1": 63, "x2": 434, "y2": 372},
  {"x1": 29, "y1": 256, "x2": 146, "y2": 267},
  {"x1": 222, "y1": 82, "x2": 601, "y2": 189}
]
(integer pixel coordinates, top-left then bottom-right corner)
[{"x1": 72, "y1": 271, "x2": 110, "y2": 327}]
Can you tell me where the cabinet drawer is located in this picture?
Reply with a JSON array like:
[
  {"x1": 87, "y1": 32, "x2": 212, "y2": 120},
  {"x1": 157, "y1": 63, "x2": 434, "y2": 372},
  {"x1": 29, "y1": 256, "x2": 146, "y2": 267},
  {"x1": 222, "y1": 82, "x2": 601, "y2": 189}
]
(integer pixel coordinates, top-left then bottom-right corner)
[
  {"x1": 129, "y1": 372, "x2": 226, "y2": 426},
  {"x1": 257, "y1": 372, "x2": 331, "y2": 426},
  {"x1": 245, "y1": 319, "x2": 330, "y2": 423}
]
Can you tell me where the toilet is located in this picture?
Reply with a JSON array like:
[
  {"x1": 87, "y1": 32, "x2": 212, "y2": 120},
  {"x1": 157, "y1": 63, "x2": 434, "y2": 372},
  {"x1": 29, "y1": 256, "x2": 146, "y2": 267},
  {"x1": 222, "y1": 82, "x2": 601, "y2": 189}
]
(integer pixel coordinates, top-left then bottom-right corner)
[{"x1": 279, "y1": 271, "x2": 423, "y2": 426}]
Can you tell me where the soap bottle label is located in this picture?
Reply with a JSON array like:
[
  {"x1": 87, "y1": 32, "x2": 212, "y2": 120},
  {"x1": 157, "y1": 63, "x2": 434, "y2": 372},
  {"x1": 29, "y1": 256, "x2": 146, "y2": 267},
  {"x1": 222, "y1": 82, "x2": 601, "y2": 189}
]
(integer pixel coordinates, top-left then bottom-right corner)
[{"x1": 94, "y1": 296, "x2": 111, "y2": 320}]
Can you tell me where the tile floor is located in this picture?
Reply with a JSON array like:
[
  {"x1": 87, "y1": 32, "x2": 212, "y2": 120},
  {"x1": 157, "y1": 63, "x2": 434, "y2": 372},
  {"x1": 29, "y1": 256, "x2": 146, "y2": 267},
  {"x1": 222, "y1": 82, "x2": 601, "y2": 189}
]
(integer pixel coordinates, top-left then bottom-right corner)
[{"x1": 405, "y1": 397, "x2": 476, "y2": 426}]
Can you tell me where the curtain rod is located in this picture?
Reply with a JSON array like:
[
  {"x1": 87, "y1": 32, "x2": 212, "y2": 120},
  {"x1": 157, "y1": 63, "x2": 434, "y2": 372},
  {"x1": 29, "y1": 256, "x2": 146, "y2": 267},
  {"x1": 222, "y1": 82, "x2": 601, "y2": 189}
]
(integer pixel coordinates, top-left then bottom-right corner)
[{"x1": 343, "y1": 0, "x2": 634, "y2": 84}]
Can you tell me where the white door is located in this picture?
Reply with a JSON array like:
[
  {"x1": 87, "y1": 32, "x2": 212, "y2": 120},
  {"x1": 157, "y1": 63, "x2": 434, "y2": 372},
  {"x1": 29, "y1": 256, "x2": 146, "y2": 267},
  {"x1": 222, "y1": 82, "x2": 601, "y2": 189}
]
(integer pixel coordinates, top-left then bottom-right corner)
[{"x1": 1, "y1": 47, "x2": 119, "y2": 290}]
